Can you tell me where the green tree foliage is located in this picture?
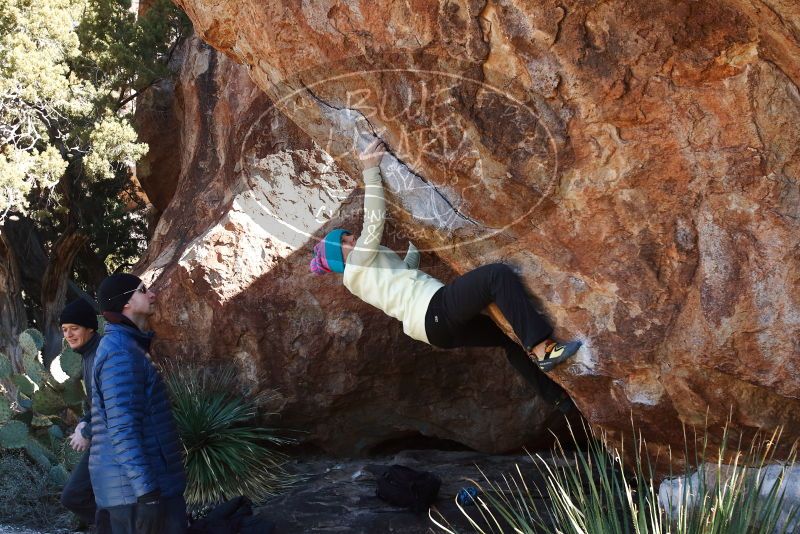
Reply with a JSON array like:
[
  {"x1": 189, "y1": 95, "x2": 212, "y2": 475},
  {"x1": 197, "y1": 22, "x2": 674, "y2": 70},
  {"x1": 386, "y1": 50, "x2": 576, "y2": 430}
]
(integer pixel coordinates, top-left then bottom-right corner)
[
  {"x1": 0, "y1": 0, "x2": 80, "y2": 217},
  {"x1": 0, "y1": 0, "x2": 188, "y2": 217},
  {"x1": 0, "y1": 0, "x2": 189, "y2": 338}
]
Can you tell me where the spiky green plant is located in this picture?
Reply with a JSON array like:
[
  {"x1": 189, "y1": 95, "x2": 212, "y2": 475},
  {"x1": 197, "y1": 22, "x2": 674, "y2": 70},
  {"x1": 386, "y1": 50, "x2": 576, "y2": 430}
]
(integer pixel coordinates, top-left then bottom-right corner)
[
  {"x1": 431, "y1": 422, "x2": 799, "y2": 534},
  {"x1": 662, "y1": 426, "x2": 800, "y2": 534},
  {"x1": 24, "y1": 437, "x2": 56, "y2": 469},
  {"x1": 162, "y1": 363, "x2": 299, "y2": 510}
]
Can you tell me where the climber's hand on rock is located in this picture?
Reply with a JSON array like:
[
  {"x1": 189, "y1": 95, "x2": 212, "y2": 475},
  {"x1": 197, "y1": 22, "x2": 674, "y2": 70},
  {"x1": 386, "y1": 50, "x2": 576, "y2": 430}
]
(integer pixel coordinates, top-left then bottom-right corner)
[{"x1": 359, "y1": 138, "x2": 385, "y2": 170}]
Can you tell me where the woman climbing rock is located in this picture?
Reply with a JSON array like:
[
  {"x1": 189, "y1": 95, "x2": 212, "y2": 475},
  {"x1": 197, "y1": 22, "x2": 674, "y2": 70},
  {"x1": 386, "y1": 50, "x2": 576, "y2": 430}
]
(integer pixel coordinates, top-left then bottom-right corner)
[{"x1": 309, "y1": 138, "x2": 581, "y2": 403}]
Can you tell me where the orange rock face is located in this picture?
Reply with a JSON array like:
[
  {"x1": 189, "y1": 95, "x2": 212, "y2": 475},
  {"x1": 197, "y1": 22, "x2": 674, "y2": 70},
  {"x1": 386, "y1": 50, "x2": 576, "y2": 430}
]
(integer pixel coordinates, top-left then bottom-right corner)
[
  {"x1": 163, "y1": 0, "x2": 800, "y2": 461},
  {"x1": 138, "y1": 36, "x2": 574, "y2": 455}
]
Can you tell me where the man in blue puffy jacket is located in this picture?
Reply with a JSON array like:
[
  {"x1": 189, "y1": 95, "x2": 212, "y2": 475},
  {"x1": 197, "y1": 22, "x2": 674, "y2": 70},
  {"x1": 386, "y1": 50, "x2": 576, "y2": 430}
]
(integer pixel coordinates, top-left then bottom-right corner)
[{"x1": 91, "y1": 273, "x2": 187, "y2": 534}]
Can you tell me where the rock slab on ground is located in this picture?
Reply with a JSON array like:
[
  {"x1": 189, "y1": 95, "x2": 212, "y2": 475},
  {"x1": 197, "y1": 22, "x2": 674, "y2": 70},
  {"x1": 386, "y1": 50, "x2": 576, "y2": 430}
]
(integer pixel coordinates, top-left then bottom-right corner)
[
  {"x1": 258, "y1": 449, "x2": 558, "y2": 533},
  {"x1": 0, "y1": 450, "x2": 566, "y2": 534}
]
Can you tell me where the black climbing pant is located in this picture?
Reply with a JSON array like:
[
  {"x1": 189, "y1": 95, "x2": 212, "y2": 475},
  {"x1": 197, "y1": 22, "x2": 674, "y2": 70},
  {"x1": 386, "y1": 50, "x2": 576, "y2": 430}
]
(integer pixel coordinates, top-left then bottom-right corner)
[{"x1": 424, "y1": 263, "x2": 564, "y2": 400}]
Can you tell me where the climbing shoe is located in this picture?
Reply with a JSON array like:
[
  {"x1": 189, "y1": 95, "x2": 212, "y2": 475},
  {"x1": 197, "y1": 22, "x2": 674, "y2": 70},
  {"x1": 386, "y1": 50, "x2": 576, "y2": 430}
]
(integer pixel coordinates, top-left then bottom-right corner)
[{"x1": 532, "y1": 340, "x2": 581, "y2": 371}]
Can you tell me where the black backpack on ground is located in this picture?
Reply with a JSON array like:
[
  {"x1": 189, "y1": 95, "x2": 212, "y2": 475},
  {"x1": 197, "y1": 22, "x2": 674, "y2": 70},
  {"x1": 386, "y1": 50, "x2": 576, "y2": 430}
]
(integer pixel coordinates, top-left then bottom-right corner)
[{"x1": 375, "y1": 465, "x2": 441, "y2": 514}]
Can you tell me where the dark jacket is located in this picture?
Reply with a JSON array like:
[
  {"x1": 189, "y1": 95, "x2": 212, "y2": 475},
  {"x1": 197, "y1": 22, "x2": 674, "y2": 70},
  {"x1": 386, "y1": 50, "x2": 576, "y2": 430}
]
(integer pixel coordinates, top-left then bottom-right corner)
[
  {"x1": 76, "y1": 333, "x2": 101, "y2": 439},
  {"x1": 88, "y1": 322, "x2": 186, "y2": 508}
]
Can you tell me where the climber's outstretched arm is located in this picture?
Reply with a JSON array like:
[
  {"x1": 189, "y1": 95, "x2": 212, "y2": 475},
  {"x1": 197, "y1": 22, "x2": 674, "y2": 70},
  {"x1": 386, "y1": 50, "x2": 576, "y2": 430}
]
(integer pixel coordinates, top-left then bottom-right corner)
[{"x1": 349, "y1": 139, "x2": 386, "y2": 267}]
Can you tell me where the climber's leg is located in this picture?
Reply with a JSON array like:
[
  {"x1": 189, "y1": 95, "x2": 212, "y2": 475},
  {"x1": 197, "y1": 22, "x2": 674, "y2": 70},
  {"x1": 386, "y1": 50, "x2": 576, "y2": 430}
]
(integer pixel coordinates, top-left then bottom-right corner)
[
  {"x1": 501, "y1": 339, "x2": 573, "y2": 411},
  {"x1": 444, "y1": 313, "x2": 571, "y2": 408},
  {"x1": 438, "y1": 263, "x2": 552, "y2": 351}
]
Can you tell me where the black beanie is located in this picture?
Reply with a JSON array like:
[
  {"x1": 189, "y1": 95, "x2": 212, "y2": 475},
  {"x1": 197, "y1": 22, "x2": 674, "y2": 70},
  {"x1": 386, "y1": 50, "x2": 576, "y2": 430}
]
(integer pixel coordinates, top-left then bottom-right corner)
[
  {"x1": 59, "y1": 298, "x2": 99, "y2": 330},
  {"x1": 98, "y1": 273, "x2": 142, "y2": 313}
]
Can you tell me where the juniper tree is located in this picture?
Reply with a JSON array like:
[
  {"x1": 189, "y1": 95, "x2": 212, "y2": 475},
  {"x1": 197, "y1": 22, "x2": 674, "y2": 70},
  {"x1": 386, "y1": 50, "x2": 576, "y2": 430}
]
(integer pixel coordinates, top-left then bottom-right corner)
[{"x1": 0, "y1": 0, "x2": 189, "y2": 361}]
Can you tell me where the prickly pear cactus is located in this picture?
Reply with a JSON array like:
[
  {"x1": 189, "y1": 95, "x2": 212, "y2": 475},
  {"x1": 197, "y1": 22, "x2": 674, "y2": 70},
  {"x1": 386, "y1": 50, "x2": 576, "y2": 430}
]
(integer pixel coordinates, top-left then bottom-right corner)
[
  {"x1": 62, "y1": 377, "x2": 85, "y2": 408},
  {"x1": 2, "y1": 326, "x2": 88, "y2": 470},
  {"x1": 31, "y1": 414, "x2": 54, "y2": 428},
  {"x1": 0, "y1": 352, "x2": 12, "y2": 378},
  {"x1": 16, "y1": 395, "x2": 32, "y2": 411},
  {"x1": 23, "y1": 354, "x2": 46, "y2": 386},
  {"x1": 0, "y1": 420, "x2": 29, "y2": 448},
  {"x1": 59, "y1": 348, "x2": 82, "y2": 379},
  {"x1": 0, "y1": 398, "x2": 10, "y2": 425},
  {"x1": 32, "y1": 386, "x2": 65, "y2": 416},
  {"x1": 97, "y1": 315, "x2": 106, "y2": 336},
  {"x1": 49, "y1": 464, "x2": 69, "y2": 485},
  {"x1": 24, "y1": 438, "x2": 54, "y2": 468},
  {"x1": 18, "y1": 329, "x2": 42, "y2": 356},
  {"x1": 47, "y1": 425, "x2": 64, "y2": 442},
  {"x1": 22, "y1": 328, "x2": 44, "y2": 350},
  {"x1": 12, "y1": 374, "x2": 34, "y2": 397}
]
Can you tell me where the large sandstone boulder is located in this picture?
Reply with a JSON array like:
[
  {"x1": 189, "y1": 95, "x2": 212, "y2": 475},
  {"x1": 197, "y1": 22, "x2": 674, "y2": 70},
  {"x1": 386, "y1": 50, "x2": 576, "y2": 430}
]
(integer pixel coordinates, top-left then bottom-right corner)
[
  {"x1": 160, "y1": 0, "x2": 800, "y2": 463},
  {"x1": 137, "y1": 36, "x2": 574, "y2": 455}
]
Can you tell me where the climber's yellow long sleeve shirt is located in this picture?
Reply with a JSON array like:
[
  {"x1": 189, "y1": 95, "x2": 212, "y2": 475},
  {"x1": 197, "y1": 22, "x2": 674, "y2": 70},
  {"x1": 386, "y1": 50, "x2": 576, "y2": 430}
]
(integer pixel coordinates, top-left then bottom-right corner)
[{"x1": 343, "y1": 167, "x2": 444, "y2": 344}]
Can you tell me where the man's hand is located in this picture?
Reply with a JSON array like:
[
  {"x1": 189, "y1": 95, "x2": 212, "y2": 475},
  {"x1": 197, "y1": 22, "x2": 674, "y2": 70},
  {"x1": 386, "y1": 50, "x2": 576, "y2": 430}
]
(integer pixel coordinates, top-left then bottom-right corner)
[
  {"x1": 69, "y1": 422, "x2": 89, "y2": 452},
  {"x1": 359, "y1": 138, "x2": 385, "y2": 170}
]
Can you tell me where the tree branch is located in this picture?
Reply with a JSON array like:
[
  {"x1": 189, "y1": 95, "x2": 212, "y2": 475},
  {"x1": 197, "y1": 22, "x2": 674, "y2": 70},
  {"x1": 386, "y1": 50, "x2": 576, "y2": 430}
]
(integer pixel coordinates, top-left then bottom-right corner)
[
  {"x1": 116, "y1": 78, "x2": 162, "y2": 111},
  {"x1": 0, "y1": 231, "x2": 28, "y2": 371},
  {"x1": 41, "y1": 229, "x2": 89, "y2": 364}
]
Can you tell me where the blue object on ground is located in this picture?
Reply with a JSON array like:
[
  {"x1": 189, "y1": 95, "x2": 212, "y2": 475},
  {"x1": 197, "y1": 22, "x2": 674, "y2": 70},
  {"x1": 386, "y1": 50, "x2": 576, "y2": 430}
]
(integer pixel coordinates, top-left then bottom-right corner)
[{"x1": 457, "y1": 486, "x2": 479, "y2": 506}]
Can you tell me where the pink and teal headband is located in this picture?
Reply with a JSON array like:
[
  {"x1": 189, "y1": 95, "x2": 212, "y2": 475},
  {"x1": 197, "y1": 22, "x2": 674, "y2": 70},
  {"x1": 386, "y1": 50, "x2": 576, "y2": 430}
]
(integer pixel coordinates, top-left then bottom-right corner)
[{"x1": 309, "y1": 229, "x2": 350, "y2": 275}]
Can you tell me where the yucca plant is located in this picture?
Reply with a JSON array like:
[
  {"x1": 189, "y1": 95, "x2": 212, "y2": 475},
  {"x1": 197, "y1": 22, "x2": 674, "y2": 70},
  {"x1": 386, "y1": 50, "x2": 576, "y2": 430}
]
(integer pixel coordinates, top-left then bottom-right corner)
[
  {"x1": 663, "y1": 426, "x2": 800, "y2": 534},
  {"x1": 431, "y1": 422, "x2": 799, "y2": 534},
  {"x1": 162, "y1": 363, "x2": 299, "y2": 511}
]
